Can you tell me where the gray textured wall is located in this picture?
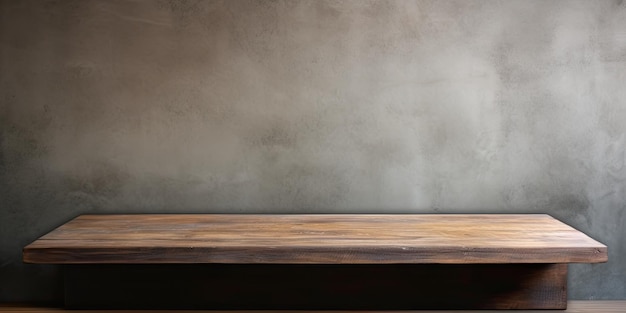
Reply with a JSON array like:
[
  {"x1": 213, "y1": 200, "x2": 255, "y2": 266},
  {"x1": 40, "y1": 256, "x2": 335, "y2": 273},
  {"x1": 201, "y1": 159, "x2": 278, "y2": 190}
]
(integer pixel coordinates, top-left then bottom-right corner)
[{"x1": 1, "y1": 0, "x2": 625, "y2": 302}]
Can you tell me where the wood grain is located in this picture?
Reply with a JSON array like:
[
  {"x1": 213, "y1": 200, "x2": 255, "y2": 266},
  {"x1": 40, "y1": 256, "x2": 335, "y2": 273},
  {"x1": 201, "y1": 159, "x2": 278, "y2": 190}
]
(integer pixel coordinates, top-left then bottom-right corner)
[{"x1": 23, "y1": 214, "x2": 607, "y2": 264}]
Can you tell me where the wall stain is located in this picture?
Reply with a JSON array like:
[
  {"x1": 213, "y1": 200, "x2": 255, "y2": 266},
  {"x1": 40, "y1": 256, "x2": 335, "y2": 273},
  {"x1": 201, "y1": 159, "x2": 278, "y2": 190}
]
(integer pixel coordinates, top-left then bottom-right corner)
[{"x1": 548, "y1": 194, "x2": 592, "y2": 228}]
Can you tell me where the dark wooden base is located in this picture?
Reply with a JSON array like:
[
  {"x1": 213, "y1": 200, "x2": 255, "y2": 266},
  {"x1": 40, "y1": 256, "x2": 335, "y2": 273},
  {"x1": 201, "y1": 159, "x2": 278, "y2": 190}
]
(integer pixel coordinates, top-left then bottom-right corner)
[{"x1": 64, "y1": 263, "x2": 567, "y2": 310}]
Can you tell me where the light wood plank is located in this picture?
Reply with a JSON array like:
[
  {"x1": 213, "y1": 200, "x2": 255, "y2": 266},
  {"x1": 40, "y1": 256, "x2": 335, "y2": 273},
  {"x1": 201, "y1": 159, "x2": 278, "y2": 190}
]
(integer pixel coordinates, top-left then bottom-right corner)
[{"x1": 23, "y1": 214, "x2": 607, "y2": 264}]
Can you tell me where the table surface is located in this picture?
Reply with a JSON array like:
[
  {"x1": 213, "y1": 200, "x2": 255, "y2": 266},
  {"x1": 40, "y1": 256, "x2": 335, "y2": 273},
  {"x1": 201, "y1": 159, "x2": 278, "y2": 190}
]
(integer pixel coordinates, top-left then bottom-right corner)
[{"x1": 23, "y1": 214, "x2": 607, "y2": 264}]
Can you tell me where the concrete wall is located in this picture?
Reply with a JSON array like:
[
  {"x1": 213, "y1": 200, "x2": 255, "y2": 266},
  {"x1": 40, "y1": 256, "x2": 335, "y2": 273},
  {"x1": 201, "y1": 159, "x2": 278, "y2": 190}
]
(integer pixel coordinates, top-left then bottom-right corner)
[{"x1": 1, "y1": 0, "x2": 625, "y2": 302}]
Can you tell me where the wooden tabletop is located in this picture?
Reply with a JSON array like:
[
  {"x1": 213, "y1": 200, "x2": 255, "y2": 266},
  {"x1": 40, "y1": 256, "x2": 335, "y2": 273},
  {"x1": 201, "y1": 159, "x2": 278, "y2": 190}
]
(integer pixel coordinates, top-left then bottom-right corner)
[{"x1": 23, "y1": 214, "x2": 607, "y2": 264}]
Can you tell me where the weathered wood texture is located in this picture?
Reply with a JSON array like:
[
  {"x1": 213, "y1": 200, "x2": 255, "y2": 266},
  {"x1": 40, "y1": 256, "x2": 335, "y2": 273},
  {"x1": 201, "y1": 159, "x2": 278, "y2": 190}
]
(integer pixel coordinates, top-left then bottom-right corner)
[
  {"x1": 23, "y1": 214, "x2": 606, "y2": 264},
  {"x1": 63, "y1": 263, "x2": 567, "y2": 309}
]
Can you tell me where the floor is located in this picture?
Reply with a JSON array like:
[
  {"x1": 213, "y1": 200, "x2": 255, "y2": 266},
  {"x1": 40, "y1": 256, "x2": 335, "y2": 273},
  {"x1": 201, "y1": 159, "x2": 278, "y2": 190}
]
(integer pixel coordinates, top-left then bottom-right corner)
[{"x1": 1, "y1": 301, "x2": 625, "y2": 312}]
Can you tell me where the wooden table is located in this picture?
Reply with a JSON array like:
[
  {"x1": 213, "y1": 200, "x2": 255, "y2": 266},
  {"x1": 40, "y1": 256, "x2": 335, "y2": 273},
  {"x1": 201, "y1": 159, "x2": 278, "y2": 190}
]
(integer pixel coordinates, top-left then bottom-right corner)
[{"x1": 23, "y1": 214, "x2": 607, "y2": 310}]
